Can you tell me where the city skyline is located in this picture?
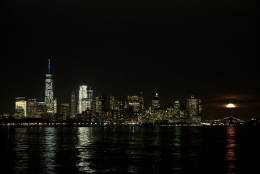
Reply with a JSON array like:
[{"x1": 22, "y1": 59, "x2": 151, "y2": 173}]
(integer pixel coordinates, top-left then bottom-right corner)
[
  {"x1": 1, "y1": 0, "x2": 258, "y2": 120},
  {"x1": 4, "y1": 58, "x2": 203, "y2": 125},
  {"x1": 0, "y1": 57, "x2": 259, "y2": 120},
  {"x1": 1, "y1": 1, "x2": 258, "y2": 174}
]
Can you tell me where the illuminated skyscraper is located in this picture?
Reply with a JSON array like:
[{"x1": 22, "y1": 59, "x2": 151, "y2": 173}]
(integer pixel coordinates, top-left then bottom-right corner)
[
  {"x1": 60, "y1": 103, "x2": 70, "y2": 120},
  {"x1": 15, "y1": 97, "x2": 27, "y2": 117},
  {"x1": 186, "y1": 95, "x2": 202, "y2": 123},
  {"x1": 199, "y1": 99, "x2": 203, "y2": 116},
  {"x1": 44, "y1": 59, "x2": 57, "y2": 114},
  {"x1": 78, "y1": 85, "x2": 87, "y2": 114},
  {"x1": 27, "y1": 99, "x2": 37, "y2": 117},
  {"x1": 128, "y1": 95, "x2": 141, "y2": 112},
  {"x1": 173, "y1": 100, "x2": 181, "y2": 118},
  {"x1": 109, "y1": 96, "x2": 124, "y2": 111},
  {"x1": 71, "y1": 90, "x2": 77, "y2": 118},
  {"x1": 95, "y1": 96, "x2": 106, "y2": 114},
  {"x1": 87, "y1": 88, "x2": 94, "y2": 110},
  {"x1": 152, "y1": 92, "x2": 160, "y2": 110},
  {"x1": 139, "y1": 91, "x2": 145, "y2": 111},
  {"x1": 109, "y1": 96, "x2": 116, "y2": 110},
  {"x1": 78, "y1": 85, "x2": 93, "y2": 114},
  {"x1": 37, "y1": 102, "x2": 47, "y2": 116},
  {"x1": 127, "y1": 93, "x2": 144, "y2": 113}
]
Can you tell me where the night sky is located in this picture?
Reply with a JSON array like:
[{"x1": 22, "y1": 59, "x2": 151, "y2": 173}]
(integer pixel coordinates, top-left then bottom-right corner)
[{"x1": 1, "y1": 0, "x2": 258, "y2": 120}]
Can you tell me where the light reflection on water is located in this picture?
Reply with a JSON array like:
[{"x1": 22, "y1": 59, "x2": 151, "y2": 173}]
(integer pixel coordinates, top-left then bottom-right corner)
[
  {"x1": 127, "y1": 126, "x2": 138, "y2": 173},
  {"x1": 43, "y1": 128, "x2": 56, "y2": 174},
  {"x1": 76, "y1": 127, "x2": 95, "y2": 173},
  {"x1": 13, "y1": 128, "x2": 29, "y2": 174},
  {"x1": 172, "y1": 127, "x2": 182, "y2": 173},
  {"x1": 1, "y1": 127, "x2": 259, "y2": 174},
  {"x1": 226, "y1": 127, "x2": 237, "y2": 174}
]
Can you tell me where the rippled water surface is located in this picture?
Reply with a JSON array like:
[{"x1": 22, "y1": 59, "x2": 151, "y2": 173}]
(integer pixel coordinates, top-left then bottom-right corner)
[{"x1": 1, "y1": 127, "x2": 260, "y2": 174}]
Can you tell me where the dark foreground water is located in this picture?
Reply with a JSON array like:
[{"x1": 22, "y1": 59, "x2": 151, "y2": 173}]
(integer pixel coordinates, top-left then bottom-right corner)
[{"x1": 1, "y1": 127, "x2": 260, "y2": 174}]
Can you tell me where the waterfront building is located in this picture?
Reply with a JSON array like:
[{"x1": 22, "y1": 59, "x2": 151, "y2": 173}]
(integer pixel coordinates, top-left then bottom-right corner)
[
  {"x1": 180, "y1": 110, "x2": 186, "y2": 119},
  {"x1": 109, "y1": 96, "x2": 116, "y2": 110},
  {"x1": 15, "y1": 97, "x2": 27, "y2": 117},
  {"x1": 37, "y1": 102, "x2": 47, "y2": 116},
  {"x1": 60, "y1": 103, "x2": 70, "y2": 120},
  {"x1": 199, "y1": 99, "x2": 203, "y2": 116},
  {"x1": 186, "y1": 95, "x2": 202, "y2": 123},
  {"x1": 78, "y1": 85, "x2": 94, "y2": 114},
  {"x1": 166, "y1": 106, "x2": 174, "y2": 122},
  {"x1": 95, "y1": 96, "x2": 107, "y2": 114},
  {"x1": 27, "y1": 99, "x2": 38, "y2": 117},
  {"x1": 71, "y1": 90, "x2": 77, "y2": 118},
  {"x1": 110, "y1": 97, "x2": 125, "y2": 112},
  {"x1": 152, "y1": 92, "x2": 160, "y2": 110},
  {"x1": 0, "y1": 113, "x2": 10, "y2": 118},
  {"x1": 139, "y1": 92, "x2": 145, "y2": 111},
  {"x1": 44, "y1": 59, "x2": 57, "y2": 114},
  {"x1": 78, "y1": 85, "x2": 87, "y2": 114},
  {"x1": 127, "y1": 95, "x2": 144, "y2": 113},
  {"x1": 86, "y1": 88, "x2": 94, "y2": 110},
  {"x1": 173, "y1": 100, "x2": 181, "y2": 118}
]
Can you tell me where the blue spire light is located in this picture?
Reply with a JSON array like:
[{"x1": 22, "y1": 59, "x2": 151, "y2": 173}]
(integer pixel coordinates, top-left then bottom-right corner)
[{"x1": 48, "y1": 59, "x2": 51, "y2": 74}]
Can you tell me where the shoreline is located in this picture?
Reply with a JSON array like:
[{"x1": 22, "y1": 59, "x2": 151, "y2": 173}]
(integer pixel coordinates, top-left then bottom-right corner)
[{"x1": 0, "y1": 123, "x2": 244, "y2": 128}]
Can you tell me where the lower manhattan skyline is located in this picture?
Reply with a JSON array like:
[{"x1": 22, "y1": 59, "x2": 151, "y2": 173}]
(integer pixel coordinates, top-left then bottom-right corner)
[
  {"x1": 1, "y1": 57, "x2": 259, "y2": 120},
  {"x1": 1, "y1": 0, "x2": 259, "y2": 174},
  {"x1": 1, "y1": 0, "x2": 258, "y2": 121}
]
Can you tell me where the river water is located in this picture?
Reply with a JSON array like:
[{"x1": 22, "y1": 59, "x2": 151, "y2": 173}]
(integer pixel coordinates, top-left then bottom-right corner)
[{"x1": 1, "y1": 127, "x2": 259, "y2": 174}]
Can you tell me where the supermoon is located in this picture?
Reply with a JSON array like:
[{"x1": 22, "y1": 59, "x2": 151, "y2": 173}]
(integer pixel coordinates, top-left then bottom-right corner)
[{"x1": 226, "y1": 103, "x2": 236, "y2": 108}]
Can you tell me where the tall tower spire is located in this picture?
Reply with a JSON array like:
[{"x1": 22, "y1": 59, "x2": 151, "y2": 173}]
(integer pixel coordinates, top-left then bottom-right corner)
[
  {"x1": 45, "y1": 57, "x2": 56, "y2": 114},
  {"x1": 48, "y1": 58, "x2": 51, "y2": 74}
]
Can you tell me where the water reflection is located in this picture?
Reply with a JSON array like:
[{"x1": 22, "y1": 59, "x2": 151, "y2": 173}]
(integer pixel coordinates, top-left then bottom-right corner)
[
  {"x1": 172, "y1": 127, "x2": 182, "y2": 173},
  {"x1": 76, "y1": 127, "x2": 95, "y2": 173},
  {"x1": 43, "y1": 128, "x2": 57, "y2": 174},
  {"x1": 1, "y1": 127, "x2": 256, "y2": 174},
  {"x1": 226, "y1": 127, "x2": 237, "y2": 174},
  {"x1": 127, "y1": 126, "x2": 137, "y2": 173},
  {"x1": 13, "y1": 128, "x2": 29, "y2": 174}
]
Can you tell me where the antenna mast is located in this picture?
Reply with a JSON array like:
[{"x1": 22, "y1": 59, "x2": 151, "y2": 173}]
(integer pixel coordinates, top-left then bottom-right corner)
[{"x1": 48, "y1": 58, "x2": 51, "y2": 74}]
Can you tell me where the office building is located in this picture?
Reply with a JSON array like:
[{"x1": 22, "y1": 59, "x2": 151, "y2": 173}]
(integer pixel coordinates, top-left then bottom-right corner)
[
  {"x1": 152, "y1": 92, "x2": 160, "y2": 110},
  {"x1": 139, "y1": 92, "x2": 145, "y2": 111},
  {"x1": 109, "y1": 96, "x2": 124, "y2": 111},
  {"x1": 173, "y1": 100, "x2": 181, "y2": 118},
  {"x1": 60, "y1": 103, "x2": 70, "y2": 120},
  {"x1": 109, "y1": 96, "x2": 116, "y2": 110},
  {"x1": 128, "y1": 95, "x2": 142, "y2": 113},
  {"x1": 186, "y1": 95, "x2": 202, "y2": 123},
  {"x1": 78, "y1": 85, "x2": 94, "y2": 114},
  {"x1": 95, "y1": 96, "x2": 107, "y2": 114},
  {"x1": 37, "y1": 102, "x2": 47, "y2": 116},
  {"x1": 15, "y1": 97, "x2": 27, "y2": 117},
  {"x1": 27, "y1": 99, "x2": 38, "y2": 117},
  {"x1": 78, "y1": 85, "x2": 87, "y2": 114},
  {"x1": 87, "y1": 88, "x2": 94, "y2": 110},
  {"x1": 44, "y1": 59, "x2": 57, "y2": 114},
  {"x1": 71, "y1": 90, "x2": 77, "y2": 118}
]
